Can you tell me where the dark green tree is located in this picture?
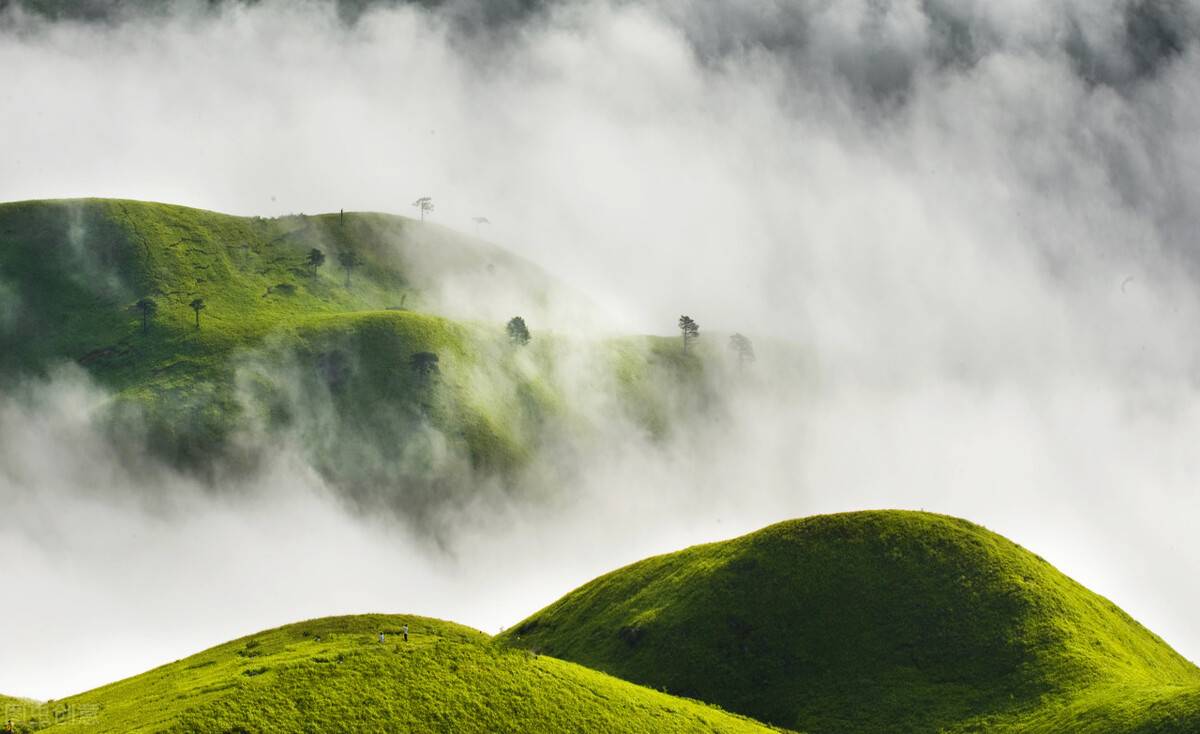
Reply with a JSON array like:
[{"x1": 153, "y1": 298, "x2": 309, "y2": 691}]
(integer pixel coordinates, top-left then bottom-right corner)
[
  {"x1": 189, "y1": 298, "x2": 206, "y2": 329},
  {"x1": 134, "y1": 297, "x2": 158, "y2": 335},
  {"x1": 506, "y1": 316, "x2": 531, "y2": 346},
  {"x1": 678, "y1": 315, "x2": 699, "y2": 354},
  {"x1": 729, "y1": 333, "x2": 755, "y2": 369},
  {"x1": 306, "y1": 248, "x2": 326, "y2": 274},
  {"x1": 413, "y1": 196, "x2": 434, "y2": 222},
  {"x1": 409, "y1": 351, "x2": 440, "y2": 378},
  {"x1": 338, "y1": 250, "x2": 362, "y2": 288}
]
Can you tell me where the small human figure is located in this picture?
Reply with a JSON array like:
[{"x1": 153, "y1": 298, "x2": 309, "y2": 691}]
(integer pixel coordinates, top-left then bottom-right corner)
[
  {"x1": 379, "y1": 632, "x2": 386, "y2": 643},
  {"x1": 403, "y1": 624, "x2": 409, "y2": 642}
]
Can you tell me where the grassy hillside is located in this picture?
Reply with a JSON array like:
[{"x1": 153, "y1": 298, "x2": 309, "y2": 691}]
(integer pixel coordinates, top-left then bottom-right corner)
[
  {"x1": 2, "y1": 694, "x2": 37, "y2": 721},
  {"x1": 4, "y1": 615, "x2": 778, "y2": 734},
  {"x1": 0, "y1": 198, "x2": 723, "y2": 509},
  {"x1": 500, "y1": 510, "x2": 1200, "y2": 734},
  {"x1": 0, "y1": 197, "x2": 580, "y2": 380}
]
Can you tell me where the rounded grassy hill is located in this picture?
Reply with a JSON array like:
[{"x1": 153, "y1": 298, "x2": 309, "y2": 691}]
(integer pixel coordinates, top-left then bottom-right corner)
[
  {"x1": 0, "y1": 198, "x2": 727, "y2": 519},
  {"x1": 9, "y1": 615, "x2": 777, "y2": 734},
  {"x1": 499, "y1": 510, "x2": 1200, "y2": 734}
]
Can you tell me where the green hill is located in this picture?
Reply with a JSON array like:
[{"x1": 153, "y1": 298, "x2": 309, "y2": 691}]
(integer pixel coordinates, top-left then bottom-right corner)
[
  {"x1": 4, "y1": 513, "x2": 1198, "y2": 732},
  {"x1": 500, "y1": 511, "x2": 1200, "y2": 734},
  {"x1": 0, "y1": 198, "x2": 723, "y2": 512},
  {"x1": 2, "y1": 694, "x2": 36, "y2": 719},
  {"x1": 4, "y1": 615, "x2": 778, "y2": 734}
]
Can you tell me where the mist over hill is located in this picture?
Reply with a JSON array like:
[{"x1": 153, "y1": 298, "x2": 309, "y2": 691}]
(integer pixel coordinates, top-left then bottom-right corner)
[
  {"x1": 6, "y1": 513, "x2": 1200, "y2": 733},
  {"x1": 3, "y1": 0, "x2": 1200, "y2": 709}
]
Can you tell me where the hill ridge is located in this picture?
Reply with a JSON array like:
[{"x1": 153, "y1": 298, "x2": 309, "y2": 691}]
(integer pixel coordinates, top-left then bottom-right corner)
[
  {"x1": 5, "y1": 512, "x2": 1200, "y2": 732},
  {"x1": 500, "y1": 510, "x2": 1200, "y2": 734},
  {"x1": 3, "y1": 614, "x2": 779, "y2": 734}
]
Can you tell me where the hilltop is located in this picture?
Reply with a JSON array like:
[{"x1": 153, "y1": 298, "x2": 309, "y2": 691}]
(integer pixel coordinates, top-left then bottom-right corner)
[
  {"x1": 1, "y1": 694, "x2": 35, "y2": 716},
  {"x1": 3, "y1": 512, "x2": 1199, "y2": 732},
  {"x1": 0, "y1": 198, "x2": 729, "y2": 516},
  {"x1": 5, "y1": 615, "x2": 777, "y2": 734},
  {"x1": 500, "y1": 511, "x2": 1200, "y2": 734}
]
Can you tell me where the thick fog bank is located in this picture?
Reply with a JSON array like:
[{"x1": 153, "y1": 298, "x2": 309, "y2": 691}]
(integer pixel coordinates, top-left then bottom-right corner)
[{"x1": 3, "y1": 0, "x2": 1200, "y2": 699}]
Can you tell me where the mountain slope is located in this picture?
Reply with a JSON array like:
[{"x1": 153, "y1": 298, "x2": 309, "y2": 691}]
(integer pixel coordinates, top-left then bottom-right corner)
[
  {"x1": 0, "y1": 198, "x2": 723, "y2": 515},
  {"x1": 0, "y1": 197, "x2": 576, "y2": 378},
  {"x1": 1, "y1": 694, "x2": 35, "y2": 718},
  {"x1": 499, "y1": 510, "x2": 1200, "y2": 734},
  {"x1": 6, "y1": 615, "x2": 778, "y2": 734}
]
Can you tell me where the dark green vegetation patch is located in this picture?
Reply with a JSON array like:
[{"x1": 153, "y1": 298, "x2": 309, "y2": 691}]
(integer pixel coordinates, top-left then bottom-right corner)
[{"x1": 0, "y1": 198, "x2": 723, "y2": 521}]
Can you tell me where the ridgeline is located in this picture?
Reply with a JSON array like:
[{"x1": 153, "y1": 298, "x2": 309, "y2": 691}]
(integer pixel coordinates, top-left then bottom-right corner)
[
  {"x1": 500, "y1": 511, "x2": 1200, "y2": 734},
  {"x1": 5, "y1": 512, "x2": 1199, "y2": 733}
]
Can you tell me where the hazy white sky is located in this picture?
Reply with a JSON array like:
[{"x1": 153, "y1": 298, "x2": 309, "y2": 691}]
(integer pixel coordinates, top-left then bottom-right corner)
[{"x1": 3, "y1": 0, "x2": 1200, "y2": 699}]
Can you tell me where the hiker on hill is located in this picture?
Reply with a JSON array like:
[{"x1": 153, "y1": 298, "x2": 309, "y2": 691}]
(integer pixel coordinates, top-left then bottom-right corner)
[
  {"x1": 379, "y1": 632, "x2": 386, "y2": 643},
  {"x1": 403, "y1": 624, "x2": 409, "y2": 642},
  {"x1": 5, "y1": 719, "x2": 14, "y2": 733}
]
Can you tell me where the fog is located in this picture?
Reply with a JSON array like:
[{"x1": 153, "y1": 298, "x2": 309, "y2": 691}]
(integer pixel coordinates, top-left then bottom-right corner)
[{"x1": 3, "y1": 0, "x2": 1200, "y2": 700}]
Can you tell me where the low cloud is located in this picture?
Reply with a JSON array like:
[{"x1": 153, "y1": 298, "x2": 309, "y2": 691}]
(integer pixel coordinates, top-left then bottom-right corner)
[{"x1": 3, "y1": 0, "x2": 1200, "y2": 700}]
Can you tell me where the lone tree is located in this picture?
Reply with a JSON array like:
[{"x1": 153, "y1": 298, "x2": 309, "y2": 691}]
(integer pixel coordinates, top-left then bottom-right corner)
[
  {"x1": 306, "y1": 248, "x2": 326, "y2": 274},
  {"x1": 729, "y1": 333, "x2": 755, "y2": 369},
  {"x1": 472, "y1": 216, "x2": 490, "y2": 236},
  {"x1": 338, "y1": 250, "x2": 362, "y2": 288},
  {"x1": 189, "y1": 298, "x2": 207, "y2": 329},
  {"x1": 134, "y1": 297, "x2": 158, "y2": 335},
  {"x1": 678, "y1": 315, "x2": 699, "y2": 354},
  {"x1": 409, "y1": 351, "x2": 440, "y2": 378},
  {"x1": 413, "y1": 197, "x2": 434, "y2": 222},
  {"x1": 506, "y1": 316, "x2": 531, "y2": 346}
]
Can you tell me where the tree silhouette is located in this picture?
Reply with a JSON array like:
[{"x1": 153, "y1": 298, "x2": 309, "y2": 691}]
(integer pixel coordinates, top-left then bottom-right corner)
[
  {"x1": 189, "y1": 298, "x2": 206, "y2": 329},
  {"x1": 413, "y1": 197, "x2": 435, "y2": 222},
  {"x1": 729, "y1": 333, "x2": 755, "y2": 370},
  {"x1": 134, "y1": 297, "x2": 158, "y2": 335},
  {"x1": 472, "y1": 216, "x2": 490, "y2": 236},
  {"x1": 678, "y1": 315, "x2": 699, "y2": 354},
  {"x1": 338, "y1": 250, "x2": 361, "y2": 288},
  {"x1": 306, "y1": 248, "x2": 326, "y2": 274},
  {"x1": 409, "y1": 351, "x2": 440, "y2": 378},
  {"x1": 506, "y1": 316, "x2": 531, "y2": 346}
]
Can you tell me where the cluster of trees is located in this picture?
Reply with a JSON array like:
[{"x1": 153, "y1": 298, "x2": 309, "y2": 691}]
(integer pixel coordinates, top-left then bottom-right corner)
[
  {"x1": 678, "y1": 315, "x2": 756, "y2": 368},
  {"x1": 126, "y1": 210, "x2": 762, "y2": 389},
  {"x1": 132, "y1": 296, "x2": 206, "y2": 332},
  {"x1": 403, "y1": 316, "x2": 527, "y2": 387},
  {"x1": 304, "y1": 247, "x2": 361, "y2": 288}
]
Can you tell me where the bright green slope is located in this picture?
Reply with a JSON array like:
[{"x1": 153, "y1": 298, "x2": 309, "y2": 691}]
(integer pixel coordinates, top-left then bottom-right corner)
[
  {"x1": 1, "y1": 693, "x2": 34, "y2": 714},
  {"x1": 500, "y1": 511, "x2": 1200, "y2": 734},
  {"x1": 10, "y1": 615, "x2": 777, "y2": 734}
]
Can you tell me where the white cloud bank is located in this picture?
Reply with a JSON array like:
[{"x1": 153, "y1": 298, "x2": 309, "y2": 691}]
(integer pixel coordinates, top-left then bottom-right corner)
[{"x1": 3, "y1": 0, "x2": 1200, "y2": 699}]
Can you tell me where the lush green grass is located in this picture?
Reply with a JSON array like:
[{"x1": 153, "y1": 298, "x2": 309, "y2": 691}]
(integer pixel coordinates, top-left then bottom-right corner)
[
  {"x1": 5, "y1": 615, "x2": 779, "y2": 734},
  {"x1": 2, "y1": 694, "x2": 38, "y2": 720},
  {"x1": 0, "y1": 198, "x2": 712, "y2": 487},
  {"x1": 6, "y1": 513, "x2": 1200, "y2": 732},
  {"x1": 500, "y1": 511, "x2": 1200, "y2": 734}
]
